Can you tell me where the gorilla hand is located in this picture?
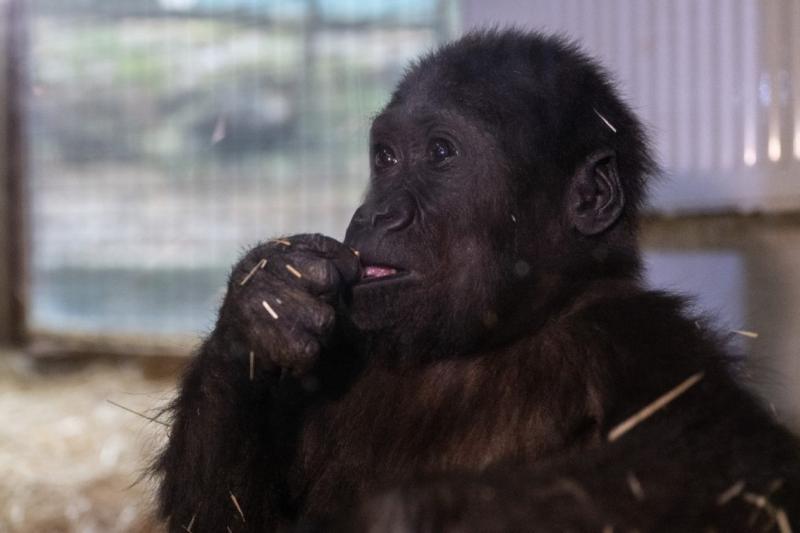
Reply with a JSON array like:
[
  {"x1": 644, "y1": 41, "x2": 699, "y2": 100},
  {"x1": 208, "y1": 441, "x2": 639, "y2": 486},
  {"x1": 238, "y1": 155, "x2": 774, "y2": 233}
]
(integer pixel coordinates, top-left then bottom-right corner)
[{"x1": 217, "y1": 234, "x2": 360, "y2": 378}]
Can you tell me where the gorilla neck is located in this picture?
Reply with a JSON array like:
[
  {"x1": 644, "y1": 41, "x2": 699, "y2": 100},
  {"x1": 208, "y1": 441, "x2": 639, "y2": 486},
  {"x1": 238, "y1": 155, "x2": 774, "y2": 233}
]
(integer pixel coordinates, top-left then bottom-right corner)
[{"x1": 347, "y1": 272, "x2": 644, "y2": 368}]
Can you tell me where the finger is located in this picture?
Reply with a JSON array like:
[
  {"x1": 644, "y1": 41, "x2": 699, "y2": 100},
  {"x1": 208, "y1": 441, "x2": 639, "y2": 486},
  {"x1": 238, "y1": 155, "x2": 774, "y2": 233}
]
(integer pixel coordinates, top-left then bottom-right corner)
[
  {"x1": 284, "y1": 233, "x2": 350, "y2": 257},
  {"x1": 271, "y1": 252, "x2": 352, "y2": 298},
  {"x1": 269, "y1": 330, "x2": 320, "y2": 376},
  {"x1": 280, "y1": 234, "x2": 361, "y2": 281},
  {"x1": 240, "y1": 298, "x2": 321, "y2": 375},
  {"x1": 235, "y1": 256, "x2": 269, "y2": 287},
  {"x1": 232, "y1": 235, "x2": 336, "y2": 286},
  {"x1": 269, "y1": 282, "x2": 336, "y2": 337},
  {"x1": 328, "y1": 242, "x2": 362, "y2": 287},
  {"x1": 242, "y1": 280, "x2": 335, "y2": 346}
]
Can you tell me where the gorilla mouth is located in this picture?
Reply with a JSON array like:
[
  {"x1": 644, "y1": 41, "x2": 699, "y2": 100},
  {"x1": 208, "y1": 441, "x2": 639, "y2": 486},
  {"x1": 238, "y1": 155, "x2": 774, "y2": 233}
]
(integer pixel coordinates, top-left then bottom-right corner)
[{"x1": 359, "y1": 264, "x2": 408, "y2": 284}]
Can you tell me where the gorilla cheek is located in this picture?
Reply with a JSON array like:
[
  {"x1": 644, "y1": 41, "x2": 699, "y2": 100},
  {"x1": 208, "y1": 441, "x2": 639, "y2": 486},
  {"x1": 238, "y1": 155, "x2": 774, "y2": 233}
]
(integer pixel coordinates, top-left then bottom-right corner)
[{"x1": 443, "y1": 238, "x2": 500, "y2": 331}]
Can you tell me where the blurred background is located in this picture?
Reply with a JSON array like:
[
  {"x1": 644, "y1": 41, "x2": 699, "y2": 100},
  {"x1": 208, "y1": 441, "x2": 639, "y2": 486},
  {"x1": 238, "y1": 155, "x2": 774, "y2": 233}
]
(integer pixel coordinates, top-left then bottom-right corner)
[{"x1": 0, "y1": 0, "x2": 798, "y2": 531}]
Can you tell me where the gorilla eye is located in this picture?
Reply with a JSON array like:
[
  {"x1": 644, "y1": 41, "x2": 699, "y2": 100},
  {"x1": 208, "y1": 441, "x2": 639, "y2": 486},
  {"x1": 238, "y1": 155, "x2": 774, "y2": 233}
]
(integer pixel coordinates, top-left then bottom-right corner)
[
  {"x1": 373, "y1": 144, "x2": 398, "y2": 170},
  {"x1": 428, "y1": 138, "x2": 456, "y2": 164}
]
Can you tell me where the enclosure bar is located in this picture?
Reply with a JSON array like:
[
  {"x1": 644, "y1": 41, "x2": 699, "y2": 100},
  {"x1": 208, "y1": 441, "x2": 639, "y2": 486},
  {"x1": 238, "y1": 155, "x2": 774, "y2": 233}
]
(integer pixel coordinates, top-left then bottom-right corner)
[{"x1": 0, "y1": 0, "x2": 28, "y2": 346}]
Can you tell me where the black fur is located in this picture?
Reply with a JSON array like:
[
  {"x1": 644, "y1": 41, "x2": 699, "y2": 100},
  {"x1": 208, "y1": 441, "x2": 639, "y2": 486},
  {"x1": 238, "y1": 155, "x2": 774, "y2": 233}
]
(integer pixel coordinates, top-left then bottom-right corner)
[{"x1": 154, "y1": 29, "x2": 800, "y2": 532}]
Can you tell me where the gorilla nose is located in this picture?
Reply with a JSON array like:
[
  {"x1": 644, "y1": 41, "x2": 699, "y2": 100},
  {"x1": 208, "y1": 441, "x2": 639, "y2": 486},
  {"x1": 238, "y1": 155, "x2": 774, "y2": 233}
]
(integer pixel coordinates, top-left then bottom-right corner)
[{"x1": 350, "y1": 199, "x2": 413, "y2": 233}]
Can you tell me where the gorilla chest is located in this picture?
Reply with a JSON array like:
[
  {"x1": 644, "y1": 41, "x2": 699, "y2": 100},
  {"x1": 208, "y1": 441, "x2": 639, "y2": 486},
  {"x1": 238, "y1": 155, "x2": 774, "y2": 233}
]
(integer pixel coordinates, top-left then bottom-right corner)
[{"x1": 296, "y1": 358, "x2": 579, "y2": 510}]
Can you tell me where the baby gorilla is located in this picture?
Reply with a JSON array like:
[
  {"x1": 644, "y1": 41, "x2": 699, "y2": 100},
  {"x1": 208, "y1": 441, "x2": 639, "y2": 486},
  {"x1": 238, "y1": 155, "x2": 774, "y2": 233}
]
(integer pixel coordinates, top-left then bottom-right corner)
[{"x1": 155, "y1": 29, "x2": 800, "y2": 532}]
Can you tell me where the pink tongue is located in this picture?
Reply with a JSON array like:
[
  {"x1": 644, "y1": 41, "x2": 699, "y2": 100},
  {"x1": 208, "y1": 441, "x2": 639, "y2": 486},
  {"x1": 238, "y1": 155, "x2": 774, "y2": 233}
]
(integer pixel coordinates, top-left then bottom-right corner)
[{"x1": 364, "y1": 266, "x2": 397, "y2": 279}]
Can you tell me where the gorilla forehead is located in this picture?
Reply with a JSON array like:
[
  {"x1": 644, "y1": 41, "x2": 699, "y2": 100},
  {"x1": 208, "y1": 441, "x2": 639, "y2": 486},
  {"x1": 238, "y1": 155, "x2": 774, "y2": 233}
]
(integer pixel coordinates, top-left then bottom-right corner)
[
  {"x1": 386, "y1": 29, "x2": 654, "y2": 210},
  {"x1": 389, "y1": 30, "x2": 597, "y2": 124}
]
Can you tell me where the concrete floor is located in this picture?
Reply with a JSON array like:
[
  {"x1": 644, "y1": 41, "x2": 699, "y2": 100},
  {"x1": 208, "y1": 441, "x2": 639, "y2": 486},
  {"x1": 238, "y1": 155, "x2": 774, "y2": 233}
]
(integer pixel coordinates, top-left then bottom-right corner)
[{"x1": 0, "y1": 353, "x2": 169, "y2": 533}]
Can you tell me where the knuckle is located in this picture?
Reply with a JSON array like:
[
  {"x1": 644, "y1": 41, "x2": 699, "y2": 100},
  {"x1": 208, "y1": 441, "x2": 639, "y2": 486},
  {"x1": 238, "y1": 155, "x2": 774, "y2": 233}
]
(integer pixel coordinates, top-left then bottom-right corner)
[
  {"x1": 307, "y1": 233, "x2": 331, "y2": 247},
  {"x1": 273, "y1": 334, "x2": 318, "y2": 372},
  {"x1": 302, "y1": 338, "x2": 320, "y2": 359},
  {"x1": 233, "y1": 251, "x2": 272, "y2": 287},
  {"x1": 311, "y1": 305, "x2": 336, "y2": 334},
  {"x1": 263, "y1": 329, "x2": 297, "y2": 367},
  {"x1": 298, "y1": 233, "x2": 341, "y2": 255},
  {"x1": 304, "y1": 260, "x2": 339, "y2": 289}
]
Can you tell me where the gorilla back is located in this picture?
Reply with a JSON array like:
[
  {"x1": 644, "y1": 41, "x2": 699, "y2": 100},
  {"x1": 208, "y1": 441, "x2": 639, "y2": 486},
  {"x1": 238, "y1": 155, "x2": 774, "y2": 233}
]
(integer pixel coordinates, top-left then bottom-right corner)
[{"x1": 155, "y1": 29, "x2": 800, "y2": 532}]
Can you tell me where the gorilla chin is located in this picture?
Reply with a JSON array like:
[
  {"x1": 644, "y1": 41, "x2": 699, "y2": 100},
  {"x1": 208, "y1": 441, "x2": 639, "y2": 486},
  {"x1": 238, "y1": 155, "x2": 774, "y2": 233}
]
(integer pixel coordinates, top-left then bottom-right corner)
[{"x1": 346, "y1": 269, "x2": 424, "y2": 334}]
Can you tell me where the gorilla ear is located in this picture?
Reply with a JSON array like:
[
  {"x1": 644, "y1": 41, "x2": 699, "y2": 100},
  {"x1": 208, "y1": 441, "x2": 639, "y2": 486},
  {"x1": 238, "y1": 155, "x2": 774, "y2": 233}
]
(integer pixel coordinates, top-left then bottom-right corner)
[{"x1": 566, "y1": 150, "x2": 624, "y2": 235}]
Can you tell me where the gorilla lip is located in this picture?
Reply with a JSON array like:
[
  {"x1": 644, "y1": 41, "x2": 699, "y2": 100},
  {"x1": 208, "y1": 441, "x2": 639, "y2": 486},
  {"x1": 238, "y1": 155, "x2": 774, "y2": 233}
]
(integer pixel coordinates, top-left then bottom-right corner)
[
  {"x1": 359, "y1": 264, "x2": 406, "y2": 284},
  {"x1": 364, "y1": 265, "x2": 396, "y2": 278}
]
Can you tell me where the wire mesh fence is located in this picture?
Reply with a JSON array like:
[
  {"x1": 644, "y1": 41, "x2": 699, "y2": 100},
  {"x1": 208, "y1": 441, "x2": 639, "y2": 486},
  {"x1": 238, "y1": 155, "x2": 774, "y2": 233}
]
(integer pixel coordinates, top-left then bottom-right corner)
[{"x1": 26, "y1": 0, "x2": 452, "y2": 336}]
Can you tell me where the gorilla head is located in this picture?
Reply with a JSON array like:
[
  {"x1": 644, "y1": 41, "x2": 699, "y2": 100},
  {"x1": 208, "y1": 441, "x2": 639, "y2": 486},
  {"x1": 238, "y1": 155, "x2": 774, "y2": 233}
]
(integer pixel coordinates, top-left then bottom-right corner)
[{"x1": 343, "y1": 30, "x2": 655, "y2": 359}]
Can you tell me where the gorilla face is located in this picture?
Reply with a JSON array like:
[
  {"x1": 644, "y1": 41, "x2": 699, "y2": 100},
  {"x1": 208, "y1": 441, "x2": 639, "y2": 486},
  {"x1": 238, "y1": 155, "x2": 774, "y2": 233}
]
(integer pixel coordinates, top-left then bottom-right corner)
[{"x1": 343, "y1": 99, "x2": 513, "y2": 356}]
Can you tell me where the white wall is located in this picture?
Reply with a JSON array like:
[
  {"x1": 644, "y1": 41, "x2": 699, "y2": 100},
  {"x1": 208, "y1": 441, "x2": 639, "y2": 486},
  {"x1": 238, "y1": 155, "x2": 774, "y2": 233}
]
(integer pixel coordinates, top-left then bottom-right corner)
[{"x1": 461, "y1": 0, "x2": 800, "y2": 214}]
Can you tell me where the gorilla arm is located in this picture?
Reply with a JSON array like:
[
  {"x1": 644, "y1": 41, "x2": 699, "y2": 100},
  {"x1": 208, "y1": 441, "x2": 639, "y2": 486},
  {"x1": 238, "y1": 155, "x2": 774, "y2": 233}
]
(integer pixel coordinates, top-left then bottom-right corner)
[{"x1": 154, "y1": 235, "x2": 360, "y2": 533}]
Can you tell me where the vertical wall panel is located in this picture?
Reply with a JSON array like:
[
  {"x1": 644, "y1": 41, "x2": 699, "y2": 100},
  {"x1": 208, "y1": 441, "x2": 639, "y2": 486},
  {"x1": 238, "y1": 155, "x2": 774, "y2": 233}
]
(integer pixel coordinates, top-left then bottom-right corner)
[
  {"x1": 718, "y1": 0, "x2": 736, "y2": 170},
  {"x1": 741, "y1": 0, "x2": 760, "y2": 179},
  {"x1": 696, "y1": 0, "x2": 714, "y2": 172},
  {"x1": 792, "y1": 1, "x2": 800, "y2": 160}
]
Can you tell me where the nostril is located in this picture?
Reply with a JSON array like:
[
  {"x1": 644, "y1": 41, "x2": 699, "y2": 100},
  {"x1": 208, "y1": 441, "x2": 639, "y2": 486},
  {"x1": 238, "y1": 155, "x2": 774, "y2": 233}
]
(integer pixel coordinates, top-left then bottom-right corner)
[
  {"x1": 348, "y1": 197, "x2": 414, "y2": 233},
  {"x1": 373, "y1": 205, "x2": 412, "y2": 232},
  {"x1": 370, "y1": 208, "x2": 392, "y2": 227}
]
